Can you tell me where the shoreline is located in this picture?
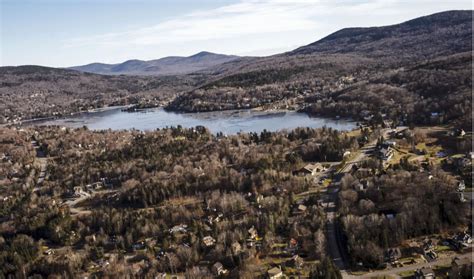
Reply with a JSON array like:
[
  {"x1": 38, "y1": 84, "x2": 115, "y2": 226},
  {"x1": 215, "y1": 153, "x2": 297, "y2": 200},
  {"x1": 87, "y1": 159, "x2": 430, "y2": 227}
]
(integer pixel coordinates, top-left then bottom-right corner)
[
  {"x1": 5, "y1": 105, "x2": 358, "y2": 134},
  {"x1": 2, "y1": 105, "x2": 129, "y2": 127}
]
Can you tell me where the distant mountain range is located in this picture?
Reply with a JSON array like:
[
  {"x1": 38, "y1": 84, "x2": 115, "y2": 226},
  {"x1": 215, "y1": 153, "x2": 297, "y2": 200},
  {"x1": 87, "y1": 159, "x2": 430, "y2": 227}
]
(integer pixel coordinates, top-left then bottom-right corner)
[{"x1": 69, "y1": 51, "x2": 239, "y2": 76}]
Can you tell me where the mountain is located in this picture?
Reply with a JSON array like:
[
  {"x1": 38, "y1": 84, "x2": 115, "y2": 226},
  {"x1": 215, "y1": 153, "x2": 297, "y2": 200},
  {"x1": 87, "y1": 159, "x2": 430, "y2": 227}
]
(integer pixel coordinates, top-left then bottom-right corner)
[
  {"x1": 166, "y1": 10, "x2": 472, "y2": 130},
  {"x1": 69, "y1": 51, "x2": 239, "y2": 76},
  {"x1": 290, "y1": 10, "x2": 472, "y2": 61},
  {"x1": 2, "y1": 10, "x2": 472, "y2": 129}
]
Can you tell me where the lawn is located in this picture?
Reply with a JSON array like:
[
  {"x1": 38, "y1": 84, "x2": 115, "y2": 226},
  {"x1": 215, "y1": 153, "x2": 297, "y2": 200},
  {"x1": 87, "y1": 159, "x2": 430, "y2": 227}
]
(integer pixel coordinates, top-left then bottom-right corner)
[
  {"x1": 434, "y1": 245, "x2": 451, "y2": 252},
  {"x1": 398, "y1": 270, "x2": 415, "y2": 277}
]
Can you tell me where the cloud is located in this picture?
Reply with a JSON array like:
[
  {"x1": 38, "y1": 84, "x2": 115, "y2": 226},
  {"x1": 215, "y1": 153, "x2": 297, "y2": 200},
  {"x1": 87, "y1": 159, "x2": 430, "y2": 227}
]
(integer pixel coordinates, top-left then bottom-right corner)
[
  {"x1": 63, "y1": 0, "x2": 472, "y2": 63},
  {"x1": 66, "y1": 0, "x2": 324, "y2": 48}
]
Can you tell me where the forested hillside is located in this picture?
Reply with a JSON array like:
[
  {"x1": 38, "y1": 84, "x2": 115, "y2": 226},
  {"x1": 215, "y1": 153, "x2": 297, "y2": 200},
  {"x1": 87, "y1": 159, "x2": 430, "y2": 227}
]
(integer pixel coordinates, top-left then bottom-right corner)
[{"x1": 167, "y1": 10, "x2": 472, "y2": 129}]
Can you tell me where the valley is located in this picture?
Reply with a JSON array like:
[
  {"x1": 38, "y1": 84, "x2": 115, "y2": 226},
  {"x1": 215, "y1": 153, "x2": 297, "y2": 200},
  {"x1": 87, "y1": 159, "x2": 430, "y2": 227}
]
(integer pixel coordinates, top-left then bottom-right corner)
[{"x1": 0, "y1": 9, "x2": 472, "y2": 279}]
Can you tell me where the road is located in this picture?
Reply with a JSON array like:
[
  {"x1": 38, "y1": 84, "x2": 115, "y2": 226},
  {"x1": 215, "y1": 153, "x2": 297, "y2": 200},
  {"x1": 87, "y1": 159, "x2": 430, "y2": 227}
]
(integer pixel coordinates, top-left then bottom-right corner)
[
  {"x1": 31, "y1": 140, "x2": 48, "y2": 192},
  {"x1": 344, "y1": 251, "x2": 473, "y2": 278},
  {"x1": 324, "y1": 129, "x2": 390, "y2": 275}
]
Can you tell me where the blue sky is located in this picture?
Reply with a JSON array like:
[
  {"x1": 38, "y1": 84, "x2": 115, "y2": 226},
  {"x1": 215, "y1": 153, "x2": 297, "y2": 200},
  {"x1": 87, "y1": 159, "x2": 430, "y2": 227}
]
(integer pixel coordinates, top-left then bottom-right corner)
[{"x1": 1, "y1": 0, "x2": 471, "y2": 67}]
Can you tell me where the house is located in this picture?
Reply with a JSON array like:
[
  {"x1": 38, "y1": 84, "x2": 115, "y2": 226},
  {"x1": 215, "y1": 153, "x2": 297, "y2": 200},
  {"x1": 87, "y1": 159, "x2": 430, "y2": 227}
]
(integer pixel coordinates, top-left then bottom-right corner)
[
  {"x1": 380, "y1": 209, "x2": 397, "y2": 220},
  {"x1": 450, "y1": 128, "x2": 466, "y2": 137},
  {"x1": 453, "y1": 232, "x2": 472, "y2": 247},
  {"x1": 353, "y1": 180, "x2": 370, "y2": 191},
  {"x1": 377, "y1": 147, "x2": 393, "y2": 161},
  {"x1": 457, "y1": 181, "x2": 466, "y2": 192},
  {"x1": 248, "y1": 226, "x2": 258, "y2": 240},
  {"x1": 212, "y1": 262, "x2": 228, "y2": 276},
  {"x1": 43, "y1": 249, "x2": 54, "y2": 255},
  {"x1": 454, "y1": 157, "x2": 471, "y2": 169},
  {"x1": 390, "y1": 126, "x2": 409, "y2": 138},
  {"x1": 169, "y1": 224, "x2": 187, "y2": 234},
  {"x1": 202, "y1": 236, "x2": 216, "y2": 247},
  {"x1": 424, "y1": 250, "x2": 438, "y2": 261},
  {"x1": 383, "y1": 120, "x2": 393, "y2": 128},
  {"x1": 354, "y1": 168, "x2": 372, "y2": 178},
  {"x1": 288, "y1": 238, "x2": 298, "y2": 253},
  {"x1": 423, "y1": 239, "x2": 434, "y2": 252},
  {"x1": 415, "y1": 267, "x2": 435, "y2": 279},
  {"x1": 383, "y1": 141, "x2": 397, "y2": 147},
  {"x1": 293, "y1": 163, "x2": 326, "y2": 176},
  {"x1": 297, "y1": 204, "x2": 307, "y2": 212},
  {"x1": 267, "y1": 267, "x2": 283, "y2": 279},
  {"x1": 231, "y1": 242, "x2": 242, "y2": 254},
  {"x1": 430, "y1": 112, "x2": 444, "y2": 122},
  {"x1": 289, "y1": 255, "x2": 304, "y2": 269},
  {"x1": 384, "y1": 248, "x2": 401, "y2": 262},
  {"x1": 73, "y1": 186, "x2": 90, "y2": 198},
  {"x1": 132, "y1": 241, "x2": 146, "y2": 250}
]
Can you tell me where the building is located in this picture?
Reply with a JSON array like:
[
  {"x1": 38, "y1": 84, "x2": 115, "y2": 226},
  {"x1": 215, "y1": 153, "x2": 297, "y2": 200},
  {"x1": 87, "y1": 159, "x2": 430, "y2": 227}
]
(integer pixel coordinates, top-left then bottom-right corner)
[
  {"x1": 212, "y1": 262, "x2": 228, "y2": 276},
  {"x1": 354, "y1": 168, "x2": 372, "y2": 178},
  {"x1": 290, "y1": 255, "x2": 304, "y2": 269},
  {"x1": 353, "y1": 179, "x2": 370, "y2": 191},
  {"x1": 248, "y1": 226, "x2": 258, "y2": 240},
  {"x1": 377, "y1": 147, "x2": 393, "y2": 161},
  {"x1": 267, "y1": 267, "x2": 283, "y2": 279},
  {"x1": 288, "y1": 238, "x2": 299, "y2": 254},
  {"x1": 384, "y1": 248, "x2": 401, "y2": 262},
  {"x1": 297, "y1": 204, "x2": 307, "y2": 212},
  {"x1": 231, "y1": 242, "x2": 242, "y2": 254},
  {"x1": 415, "y1": 267, "x2": 435, "y2": 279},
  {"x1": 169, "y1": 224, "x2": 188, "y2": 234},
  {"x1": 453, "y1": 232, "x2": 472, "y2": 247},
  {"x1": 293, "y1": 163, "x2": 326, "y2": 176},
  {"x1": 202, "y1": 236, "x2": 216, "y2": 247}
]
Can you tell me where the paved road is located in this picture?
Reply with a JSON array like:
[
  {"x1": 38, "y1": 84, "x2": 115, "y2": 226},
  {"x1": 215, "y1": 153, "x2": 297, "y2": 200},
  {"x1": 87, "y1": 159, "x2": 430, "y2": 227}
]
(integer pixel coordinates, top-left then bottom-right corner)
[
  {"x1": 31, "y1": 140, "x2": 48, "y2": 192},
  {"x1": 345, "y1": 252, "x2": 473, "y2": 278},
  {"x1": 324, "y1": 129, "x2": 390, "y2": 274},
  {"x1": 324, "y1": 185, "x2": 349, "y2": 271}
]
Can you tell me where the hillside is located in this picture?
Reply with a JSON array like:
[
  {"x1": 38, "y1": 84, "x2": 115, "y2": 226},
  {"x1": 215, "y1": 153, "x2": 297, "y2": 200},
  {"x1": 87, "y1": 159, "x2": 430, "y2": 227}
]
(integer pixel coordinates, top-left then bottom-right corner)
[
  {"x1": 70, "y1": 51, "x2": 239, "y2": 76},
  {"x1": 166, "y1": 10, "x2": 472, "y2": 129},
  {"x1": 0, "y1": 66, "x2": 200, "y2": 123},
  {"x1": 1, "y1": 10, "x2": 472, "y2": 128},
  {"x1": 290, "y1": 10, "x2": 472, "y2": 61}
]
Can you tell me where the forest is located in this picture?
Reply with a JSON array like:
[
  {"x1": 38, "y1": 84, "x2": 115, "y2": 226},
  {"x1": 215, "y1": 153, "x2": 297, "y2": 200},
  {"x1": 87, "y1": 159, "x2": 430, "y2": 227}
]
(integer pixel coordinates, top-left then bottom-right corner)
[{"x1": 0, "y1": 125, "x2": 357, "y2": 277}]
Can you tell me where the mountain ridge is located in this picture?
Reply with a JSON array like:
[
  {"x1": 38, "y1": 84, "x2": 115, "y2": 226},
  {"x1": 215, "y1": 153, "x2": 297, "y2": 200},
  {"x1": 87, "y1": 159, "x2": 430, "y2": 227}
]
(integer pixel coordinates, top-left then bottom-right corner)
[
  {"x1": 69, "y1": 51, "x2": 239, "y2": 76},
  {"x1": 289, "y1": 10, "x2": 472, "y2": 60}
]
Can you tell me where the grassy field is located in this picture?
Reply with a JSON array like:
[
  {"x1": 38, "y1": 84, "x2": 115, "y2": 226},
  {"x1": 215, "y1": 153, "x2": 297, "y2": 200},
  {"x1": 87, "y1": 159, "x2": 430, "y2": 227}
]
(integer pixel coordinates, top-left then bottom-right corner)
[
  {"x1": 434, "y1": 245, "x2": 452, "y2": 252},
  {"x1": 398, "y1": 269, "x2": 415, "y2": 277}
]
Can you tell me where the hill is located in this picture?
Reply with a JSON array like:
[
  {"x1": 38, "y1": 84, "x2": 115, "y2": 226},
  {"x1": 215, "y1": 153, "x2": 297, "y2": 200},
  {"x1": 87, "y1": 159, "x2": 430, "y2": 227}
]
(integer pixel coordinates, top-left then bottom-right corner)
[
  {"x1": 166, "y1": 10, "x2": 472, "y2": 129},
  {"x1": 290, "y1": 10, "x2": 472, "y2": 61},
  {"x1": 0, "y1": 66, "x2": 200, "y2": 123},
  {"x1": 2, "y1": 10, "x2": 472, "y2": 129},
  {"x1": 69, "y1": 51, "x2": 239, "y2": 76}
]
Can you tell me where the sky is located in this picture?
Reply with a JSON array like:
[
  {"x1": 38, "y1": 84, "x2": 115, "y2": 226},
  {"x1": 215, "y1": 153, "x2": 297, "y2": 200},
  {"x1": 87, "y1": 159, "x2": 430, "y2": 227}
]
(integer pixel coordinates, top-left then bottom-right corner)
[{"x1": 0, "y1": 0, "x2": 471, "y2": 67}]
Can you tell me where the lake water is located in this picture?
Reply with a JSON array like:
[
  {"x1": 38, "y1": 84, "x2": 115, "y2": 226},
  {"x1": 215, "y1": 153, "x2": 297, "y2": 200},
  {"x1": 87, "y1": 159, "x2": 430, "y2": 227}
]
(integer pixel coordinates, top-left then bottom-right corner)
[{"x1": 38, "y1": 107, "x2": 356, "y2": 134}]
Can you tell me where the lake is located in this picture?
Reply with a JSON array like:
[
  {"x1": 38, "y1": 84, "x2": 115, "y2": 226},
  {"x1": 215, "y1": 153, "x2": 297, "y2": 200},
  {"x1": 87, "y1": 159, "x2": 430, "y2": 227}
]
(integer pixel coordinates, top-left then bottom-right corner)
[{"x1": 37, "y1": 107, "x2": 356, "y2": 134}]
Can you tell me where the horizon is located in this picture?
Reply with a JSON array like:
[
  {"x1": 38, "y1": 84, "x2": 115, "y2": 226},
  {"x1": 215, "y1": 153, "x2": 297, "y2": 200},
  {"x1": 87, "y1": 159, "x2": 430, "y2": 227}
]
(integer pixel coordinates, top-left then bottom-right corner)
[{"x1": 1, "y1": 0, "x2": 472, "y2": 68}]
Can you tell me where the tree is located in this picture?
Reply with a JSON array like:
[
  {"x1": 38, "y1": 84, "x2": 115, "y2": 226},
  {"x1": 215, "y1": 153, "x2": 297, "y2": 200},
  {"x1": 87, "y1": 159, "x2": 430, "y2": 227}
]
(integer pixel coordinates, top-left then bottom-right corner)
[{"x1": 309, "y1": 257, "x2": 342, "y2": 279}]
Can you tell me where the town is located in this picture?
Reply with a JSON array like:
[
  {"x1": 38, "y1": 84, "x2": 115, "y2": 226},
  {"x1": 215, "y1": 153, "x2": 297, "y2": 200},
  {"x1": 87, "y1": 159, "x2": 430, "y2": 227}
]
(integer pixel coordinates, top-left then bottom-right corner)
[{"x1": 0, "y1": 116, "x2": 471, "y2": 278}]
